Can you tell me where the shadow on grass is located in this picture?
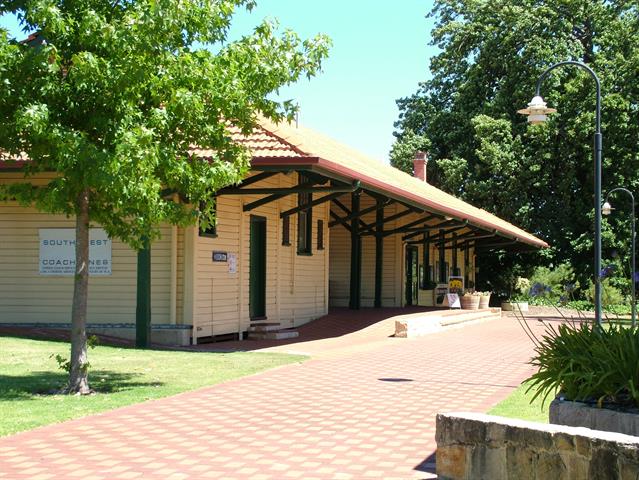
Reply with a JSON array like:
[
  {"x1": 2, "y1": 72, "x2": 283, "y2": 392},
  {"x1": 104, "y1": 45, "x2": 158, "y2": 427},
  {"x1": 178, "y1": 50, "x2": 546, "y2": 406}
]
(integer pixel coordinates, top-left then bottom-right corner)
[{"x1": 0, "y1": 370, "x2": 164, "y2": 400}]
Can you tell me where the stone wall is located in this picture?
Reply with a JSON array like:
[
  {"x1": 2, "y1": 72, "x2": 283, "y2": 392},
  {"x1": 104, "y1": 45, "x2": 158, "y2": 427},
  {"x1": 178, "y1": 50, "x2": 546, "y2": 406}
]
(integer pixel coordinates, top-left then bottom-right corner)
[{"x1": 436, "y1": 412, "x2": 639, "y2": 480}]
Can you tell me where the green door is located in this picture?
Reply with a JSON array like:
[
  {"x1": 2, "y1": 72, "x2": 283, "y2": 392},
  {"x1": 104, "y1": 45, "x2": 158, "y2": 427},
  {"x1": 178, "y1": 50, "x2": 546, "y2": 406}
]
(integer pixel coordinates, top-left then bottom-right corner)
[
  {"x1": 249, "y1": 215, "x2": 267, "y2": 319},
  {"x1": 405, "y1": 246, "x2": 419, "y2": 306}
]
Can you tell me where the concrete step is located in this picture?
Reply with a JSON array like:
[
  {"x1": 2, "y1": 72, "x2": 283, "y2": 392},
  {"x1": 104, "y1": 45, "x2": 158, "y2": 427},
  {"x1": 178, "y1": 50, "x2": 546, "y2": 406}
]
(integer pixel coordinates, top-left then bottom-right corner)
[
  {"x1": 248, "y1": 329, "x2": 299, "y2": 340},
  {"x1": 440, "y1": 309, "x2": 501, "y2": 326},
  {"x1": 248, "y1": 323, "x2": 282, "y2": 333},
  {"x1": 395, "y1": 308, "x2": 501, "y2": 338}
]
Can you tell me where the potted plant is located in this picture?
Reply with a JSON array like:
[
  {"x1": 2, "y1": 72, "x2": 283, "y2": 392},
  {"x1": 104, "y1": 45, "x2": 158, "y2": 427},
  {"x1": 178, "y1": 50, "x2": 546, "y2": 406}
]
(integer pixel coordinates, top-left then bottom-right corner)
[
  {"x1": 501, "y1": 276, "x2": 530, "y2": 312},
  {"x1": 478, "y1": 291, "x2": 491, "y2": 309},
  {"x1": 527, "y1": 321, "x2": 639, "y2": 437},
  {"x1": 460, "y1": 291, "x2": 481, "y2": 310},
  {"x1": 501, "y1": 294, "x2": 529, "y2": 312}
]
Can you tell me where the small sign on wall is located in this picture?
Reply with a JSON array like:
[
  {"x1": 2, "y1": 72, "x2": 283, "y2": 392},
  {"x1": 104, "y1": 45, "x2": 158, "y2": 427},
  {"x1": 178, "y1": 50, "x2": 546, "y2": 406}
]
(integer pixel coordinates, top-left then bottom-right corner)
[
  {"x1": 228, "y1": 253, "x2": 237, "y2": 274},
  {"x1": 39, "y1": 228, "x2": 112, "y2": 276},
  {"x1": 212, "y1": 251, "x2": 228, "y2": 262}
]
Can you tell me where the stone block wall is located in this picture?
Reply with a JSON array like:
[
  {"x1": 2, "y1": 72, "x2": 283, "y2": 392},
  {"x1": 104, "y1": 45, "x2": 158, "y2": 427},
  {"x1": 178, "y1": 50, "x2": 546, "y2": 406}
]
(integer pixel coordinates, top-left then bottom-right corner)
[{"x1": 436, "y1": 412, "x2": 639, "y2": 479}]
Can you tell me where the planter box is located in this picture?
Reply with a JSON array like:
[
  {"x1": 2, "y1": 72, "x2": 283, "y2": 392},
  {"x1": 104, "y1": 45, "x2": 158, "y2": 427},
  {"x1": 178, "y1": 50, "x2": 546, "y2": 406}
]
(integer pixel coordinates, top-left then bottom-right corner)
[
  {"x1": 460, "y1": 296, "x2": 480, "y2": 310},
  {"x1": 478, "y1": 294, "x2": 491, "y2": 309},
  {"x1": 501, "y1": 301, "x2": 529, "y2": 312},
  {"x1": 550, "y1": 397, "x2": 639, "y2": 437}
]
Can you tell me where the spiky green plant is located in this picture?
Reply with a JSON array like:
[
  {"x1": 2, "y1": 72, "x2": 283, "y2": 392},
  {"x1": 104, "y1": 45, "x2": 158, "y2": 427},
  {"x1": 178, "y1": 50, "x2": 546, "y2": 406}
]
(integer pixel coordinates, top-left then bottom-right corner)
[{"x1": 527, "y1": 322, "x2": 639, "y2": 408}]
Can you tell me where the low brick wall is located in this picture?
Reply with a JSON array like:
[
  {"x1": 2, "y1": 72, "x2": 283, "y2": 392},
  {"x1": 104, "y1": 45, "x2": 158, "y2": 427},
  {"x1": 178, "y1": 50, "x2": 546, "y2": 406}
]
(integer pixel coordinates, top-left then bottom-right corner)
[{"x1": 436, "y1": 412, "x2": 639, "y2": 479}]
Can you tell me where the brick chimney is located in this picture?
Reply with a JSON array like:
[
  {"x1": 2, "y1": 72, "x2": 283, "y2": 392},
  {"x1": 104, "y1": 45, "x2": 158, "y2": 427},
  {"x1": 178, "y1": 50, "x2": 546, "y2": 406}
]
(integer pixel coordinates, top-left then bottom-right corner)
[{"x1": 413, "y1": 151, "x2": 428, "y2": 182}]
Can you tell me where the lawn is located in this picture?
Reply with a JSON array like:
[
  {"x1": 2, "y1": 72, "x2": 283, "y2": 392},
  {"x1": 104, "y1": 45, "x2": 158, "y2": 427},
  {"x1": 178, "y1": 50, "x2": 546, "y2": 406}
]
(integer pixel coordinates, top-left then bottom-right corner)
[
  {"x1": 0, "y1": 336, "x2": 305, "y2": 436},
  {"x1": 488, "y1": 381, "x2": 551, "y2": 423}
]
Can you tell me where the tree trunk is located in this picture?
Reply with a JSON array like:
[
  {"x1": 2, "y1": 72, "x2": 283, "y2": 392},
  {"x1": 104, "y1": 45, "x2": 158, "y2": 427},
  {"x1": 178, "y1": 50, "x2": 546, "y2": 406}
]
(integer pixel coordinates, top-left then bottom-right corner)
[{"x1": 68, "y1": 188, "x2": 91, "y2": 394}]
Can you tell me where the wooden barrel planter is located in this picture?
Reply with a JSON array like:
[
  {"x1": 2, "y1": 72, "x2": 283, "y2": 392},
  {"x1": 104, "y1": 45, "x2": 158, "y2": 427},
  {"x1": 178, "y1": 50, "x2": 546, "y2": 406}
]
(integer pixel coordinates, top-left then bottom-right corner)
[
  {"x1": 460, "y1": 295, "x2": 480, "y2": 310},
  {"x1": 479, "y1": 294, "x2": 491, "y2": 309}
]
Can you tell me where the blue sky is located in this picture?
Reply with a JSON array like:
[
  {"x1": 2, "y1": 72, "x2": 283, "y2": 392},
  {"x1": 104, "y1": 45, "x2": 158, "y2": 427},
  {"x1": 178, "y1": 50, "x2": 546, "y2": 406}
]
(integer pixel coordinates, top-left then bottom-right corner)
[{"x1": 0, "y1": 1, "x2": 438, "y2": 163}]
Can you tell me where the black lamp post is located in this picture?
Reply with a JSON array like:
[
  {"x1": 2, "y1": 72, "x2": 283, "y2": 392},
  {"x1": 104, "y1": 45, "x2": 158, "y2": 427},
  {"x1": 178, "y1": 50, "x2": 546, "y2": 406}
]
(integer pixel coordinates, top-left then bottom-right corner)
[
  {"x1": 518, "y1": 61, "x2": 603, "y2": 328},
  {"x1": 602, "y1": 188, "x2": 636, "y2": 327}
]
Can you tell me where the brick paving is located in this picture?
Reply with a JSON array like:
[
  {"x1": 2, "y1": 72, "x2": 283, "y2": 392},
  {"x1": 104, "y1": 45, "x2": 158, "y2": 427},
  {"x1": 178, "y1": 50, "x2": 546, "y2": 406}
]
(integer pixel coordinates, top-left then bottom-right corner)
[{"x1": 0, "y1": 310, "x2": 540, "y2": 480}]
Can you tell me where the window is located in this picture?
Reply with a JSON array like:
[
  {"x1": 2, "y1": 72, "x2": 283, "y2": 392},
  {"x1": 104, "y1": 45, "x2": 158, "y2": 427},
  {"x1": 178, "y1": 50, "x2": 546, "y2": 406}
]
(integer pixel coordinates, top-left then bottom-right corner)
[
  {"x1": 297, "y1": 174, "x2": 312, "y2": 254},
  {"x1": 282, "y1": 215, "x2": 291, "y2": 246},
  {"x1": 317, "y1": 219, "x2": 324, "y2": 250},
  {"x1": 198, "y1": 199, "x2": 217, "y2": 238},
  {"x1": 199, "y1": 224, "x2": 217, "y2": 238}
]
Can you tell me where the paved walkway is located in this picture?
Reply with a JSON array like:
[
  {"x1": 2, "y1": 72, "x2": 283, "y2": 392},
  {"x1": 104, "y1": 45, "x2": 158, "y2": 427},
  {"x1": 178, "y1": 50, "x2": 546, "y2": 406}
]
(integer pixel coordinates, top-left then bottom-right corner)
[{"x1": 0, "y1": 312, "x2": 540, "y2": 480}]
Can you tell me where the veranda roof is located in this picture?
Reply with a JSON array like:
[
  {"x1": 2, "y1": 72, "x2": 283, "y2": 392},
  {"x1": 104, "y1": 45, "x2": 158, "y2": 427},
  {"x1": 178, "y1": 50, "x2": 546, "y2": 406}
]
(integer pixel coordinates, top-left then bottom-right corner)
[
  {"x1": 223, "y1": 118, "x2": 548, "y2": 249},
  {"x1": 1, "y1": 117, "x2": 547, "y2": 248}
]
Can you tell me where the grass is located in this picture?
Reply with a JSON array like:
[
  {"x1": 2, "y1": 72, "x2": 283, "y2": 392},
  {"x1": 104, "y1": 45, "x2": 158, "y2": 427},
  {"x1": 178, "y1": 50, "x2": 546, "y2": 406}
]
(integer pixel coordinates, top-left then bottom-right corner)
[
  {"x1": 0, "y1": 335, "x2": 305, "y2": 436},
  {"x1": 488, "y1": 382, "x2": 551, "y2": 423}
]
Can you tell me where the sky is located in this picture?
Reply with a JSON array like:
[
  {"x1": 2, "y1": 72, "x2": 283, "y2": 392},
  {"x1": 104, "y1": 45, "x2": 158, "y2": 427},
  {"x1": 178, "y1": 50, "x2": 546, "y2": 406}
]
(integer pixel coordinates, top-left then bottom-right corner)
[{"x1": 0, "y1": 1, "x2": 438, "y2": 163}]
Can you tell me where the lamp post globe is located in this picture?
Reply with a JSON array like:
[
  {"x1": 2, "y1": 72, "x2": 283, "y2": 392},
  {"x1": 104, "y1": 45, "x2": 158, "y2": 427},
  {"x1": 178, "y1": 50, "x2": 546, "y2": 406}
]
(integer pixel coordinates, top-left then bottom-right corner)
[
  {"x1": 517, "y1": 95, "x2": 557, "y2": 124},
  {"x1": 602, "y1": 201, "x2": 613, "y2": 216}
]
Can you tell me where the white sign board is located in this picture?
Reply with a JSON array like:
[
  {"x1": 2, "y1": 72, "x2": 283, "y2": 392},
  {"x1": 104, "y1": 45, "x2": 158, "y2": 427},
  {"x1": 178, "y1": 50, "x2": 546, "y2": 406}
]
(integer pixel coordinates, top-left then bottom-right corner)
[
  {"x1": 447, "y1": 293, "x2": 461, "y2": 309},
  {"x1": 228, "y1": 253, "x2": 237, "y2": 274},
  {"x1": 39, "y1": 228, "x2": 112, "y2": 276}
]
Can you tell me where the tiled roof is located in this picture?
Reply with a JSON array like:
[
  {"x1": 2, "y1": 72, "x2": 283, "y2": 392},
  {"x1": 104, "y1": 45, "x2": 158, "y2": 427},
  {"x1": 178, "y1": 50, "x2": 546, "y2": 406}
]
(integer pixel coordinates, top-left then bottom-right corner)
[
  {"x1": 0, "y1": 119, "x2": 546, "y2": 248},
  {"x1": 190, "y1": 125, "x2": 305, "y2": 159},
  {"x1": 250, "y1": 117, "x2": 548, "y2": 248}
]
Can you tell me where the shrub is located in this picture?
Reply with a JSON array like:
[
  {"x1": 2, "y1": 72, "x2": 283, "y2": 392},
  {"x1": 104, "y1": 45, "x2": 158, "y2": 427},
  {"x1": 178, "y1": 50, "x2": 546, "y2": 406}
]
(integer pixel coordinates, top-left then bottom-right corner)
[
  {"x1": 527, "y1": 322, "x2": 639, "y2": 408},
  {"x1": 586, "y1": 279, "x2": 625, "y2": 308},
  {"x1": 529, "y1": 264, "x2": 578, "y2": 300}
]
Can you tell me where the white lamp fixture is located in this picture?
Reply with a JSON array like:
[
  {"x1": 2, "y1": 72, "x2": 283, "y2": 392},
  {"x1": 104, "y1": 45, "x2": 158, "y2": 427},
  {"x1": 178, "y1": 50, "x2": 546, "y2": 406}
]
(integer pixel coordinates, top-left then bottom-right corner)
[
  {"x1": 602, "y1": 201, "x2": 613, "y2": 216},
  {"x1": 517, "y1": 95, "x2": 557, "y2": 124}
]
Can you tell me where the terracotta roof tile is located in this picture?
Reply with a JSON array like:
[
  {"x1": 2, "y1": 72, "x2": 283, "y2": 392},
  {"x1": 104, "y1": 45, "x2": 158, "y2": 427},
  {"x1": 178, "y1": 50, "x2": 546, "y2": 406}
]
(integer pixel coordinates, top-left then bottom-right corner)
[
  {"x1": 190, "y1": 125, "x2": 306, "y2": 159},
  {"x1": 0, "y1": 119, "x2": 546, "y2": 248},
  {"x1": 254, "y1": 117, "x2": 547, "y2": 248}
]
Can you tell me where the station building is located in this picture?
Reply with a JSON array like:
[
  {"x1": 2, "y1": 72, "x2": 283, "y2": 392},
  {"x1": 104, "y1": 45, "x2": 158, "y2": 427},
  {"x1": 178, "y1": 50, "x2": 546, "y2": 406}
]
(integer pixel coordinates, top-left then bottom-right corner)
[{"x1": 0, "y1": 118, "x2": 547, "y2": 345}]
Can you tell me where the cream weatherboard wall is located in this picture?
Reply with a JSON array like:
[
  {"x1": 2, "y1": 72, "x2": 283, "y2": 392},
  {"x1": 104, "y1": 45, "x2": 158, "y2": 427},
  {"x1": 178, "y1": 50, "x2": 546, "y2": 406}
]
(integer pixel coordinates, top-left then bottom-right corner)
[
  {"x1": 0, "y1": 202, "x2": 174, "y2": 324},
  {"x1": 0, "y1": 171, "x2": 330, "y2": 341},
  {"x1": 187, "y1": 172, "x2": 330, "y2": 342},
  {"x1": 328, "y1": 195, "x2": 402, "y2": 308}
]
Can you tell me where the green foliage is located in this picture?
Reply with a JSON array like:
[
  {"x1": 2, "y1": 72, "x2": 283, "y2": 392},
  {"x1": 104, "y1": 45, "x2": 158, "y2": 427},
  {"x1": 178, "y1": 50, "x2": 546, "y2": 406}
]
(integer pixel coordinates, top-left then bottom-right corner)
[
  {"x1": 527, "y1": 322, "x2": 639, "y2": 408},
  {"x1": 529, "y1": 264, "x2": 578, "y2": 299},
  {"x1": 586, "y1": 279, "x2": 625, "y2": 308},
  {"x1": 392, "y1": 0, "x2": 639, "y2": 288},
  {"x1": 389, "y1": 129, "x2": 430, "y2": 175},
  {"x1": 0, "y1": 1, "x2": 331, "y2": 246},
  {"x1": 49, "y1": 334, "x2": 99, "y2": 374}
]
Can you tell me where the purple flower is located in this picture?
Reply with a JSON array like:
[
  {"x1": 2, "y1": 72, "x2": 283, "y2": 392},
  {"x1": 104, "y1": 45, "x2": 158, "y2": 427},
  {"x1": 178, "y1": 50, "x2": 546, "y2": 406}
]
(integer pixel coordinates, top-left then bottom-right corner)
[
  {"x1": 564, "y1": 283, "x2": 576, "y2": 293},
  {"x1": 529, "y1": 282, "x2": 549, "y2": 297},
  {"x1": 599, "y1": 265, "x2": 616, "y2": 280}
]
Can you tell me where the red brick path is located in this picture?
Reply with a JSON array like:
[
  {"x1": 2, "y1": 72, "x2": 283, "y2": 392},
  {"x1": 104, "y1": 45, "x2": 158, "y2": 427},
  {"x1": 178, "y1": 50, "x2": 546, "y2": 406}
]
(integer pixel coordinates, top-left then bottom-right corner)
[{"x1": 0, "y1": 311, "x2": 539, "y2": 480}]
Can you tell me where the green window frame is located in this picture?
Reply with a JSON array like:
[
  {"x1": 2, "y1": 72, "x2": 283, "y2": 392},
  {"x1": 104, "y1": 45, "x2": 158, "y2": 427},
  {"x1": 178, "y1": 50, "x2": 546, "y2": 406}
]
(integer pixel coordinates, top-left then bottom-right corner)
[
  {"x1": 297, "y1": 174, "x2": 312, "y2": 255},
  {"x1": 317, "y1": 219, "x2": 324, "y2": 250},
  {"x1": 282, "y1": 215, "x2": 291, "y2": 246}
]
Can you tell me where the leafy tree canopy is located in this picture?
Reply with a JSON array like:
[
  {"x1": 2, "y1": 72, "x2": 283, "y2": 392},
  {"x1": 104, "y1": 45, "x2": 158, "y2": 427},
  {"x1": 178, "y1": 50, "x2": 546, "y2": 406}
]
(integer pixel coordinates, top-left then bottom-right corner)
[
  {"x1": 0, "y1": 0, "x2": 330, "y2": 244},
  {"x1": 392, "y1": 0, "x2": 639, "y2": 290},
  {"x1": 0, "y1": 0, "x2": 330, "y2": 393}
]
